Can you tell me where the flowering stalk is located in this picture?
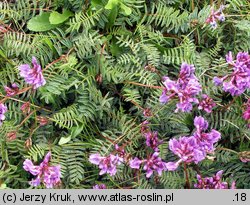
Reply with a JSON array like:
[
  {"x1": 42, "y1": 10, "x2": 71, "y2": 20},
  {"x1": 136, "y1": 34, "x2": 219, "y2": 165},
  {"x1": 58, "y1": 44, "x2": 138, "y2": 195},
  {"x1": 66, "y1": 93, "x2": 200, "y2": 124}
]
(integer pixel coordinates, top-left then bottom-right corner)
[
  {"x1": 194, "y1": 170, "x2": 236, "y2": 189},
  {"x1": 214, "y1": 52, "x2": 250, "y2": 96},
  {"x1": 165, "y1": 116, "x2": 221, "y2": 171},
  {"x1": 206, "y1": 5, "x2": 225, "y2": 29},
  {"x1": 125, "y1": 81, "x2": 164, "y2": 89},
  {"x1": 89, "y1": 153, "x2": 123, "y2": 176},
  {"x1": 129, "y1": 152, "x2": 168, "y2": 178},
  {"x1": 198, "y1": 94, "x2": 216, "y2": 113},
  {"x1": 160, "y1": 63, "x2": 202, "y2": 112},
  {"x1": 183, "y1": 163, "x2": 190, "y2": 189},
  {"x1": 23, "y1": 152, "x2": 61, "y2": 188},
  {"x1": 19, "y1": 57, "x2": 46, "y2": 89}
]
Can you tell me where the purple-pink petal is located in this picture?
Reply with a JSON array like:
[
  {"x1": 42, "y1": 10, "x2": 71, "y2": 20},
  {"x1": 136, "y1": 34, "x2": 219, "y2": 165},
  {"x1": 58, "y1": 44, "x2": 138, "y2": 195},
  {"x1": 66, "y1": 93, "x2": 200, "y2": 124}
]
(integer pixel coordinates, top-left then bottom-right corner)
[
  {"x1": 18, "y1": 57, "x2": 46, "y2": 89},
  {"x1": 160, "y1": 63, "x2": 201, "y2": 112},
  {"x1": 165, "y1": 162, "x2": 179, "y2": 171},
  {"x1": 23, "y1": 152, "x2": 61, "y2": 188},
  {"x1": 89, "y1": 153, "x2": 103, "y2": 165},
  {"x1": 93, "y1": 184, "x2": 107, "y2": 189},
  {"x1": 23, "y1": 159, "x2": 41, "y2": 175},
  {"x1": 129, "y1": 157, "x2": 142, "y2": 169}
]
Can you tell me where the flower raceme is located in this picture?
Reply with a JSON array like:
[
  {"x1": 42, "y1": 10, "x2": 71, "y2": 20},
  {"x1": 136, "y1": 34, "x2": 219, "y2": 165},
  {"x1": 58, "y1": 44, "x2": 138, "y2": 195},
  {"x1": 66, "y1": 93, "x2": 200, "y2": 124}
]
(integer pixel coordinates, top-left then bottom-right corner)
[
  {"x1": 18, "y1": 57, "x2": 46, "y2": 89},
  {"x1": 89, "y1": 153, "x2": 123, "y2": 176},
  {"x1": 144, "y1": 131, "x2": 163, "y2": 151},
  {"x1": 166, "y1": 136, "x2": 206, "y2": 168},
  {"x1": 165, "y1": 116, "x2": 221, "y2": 171},
  {"x1": 214, "y1": 52, "x2": 250, "y2": 96},
  {"x1": 206, "y1": 5, "x2": 225, "y2": 29},
  {"x1": 23, "y1": 152, "x2": 61, "y2": 188},
  {"x1": 194, "y1": 170, "x2": 236, "y2": 189},
  {"x1": 198, "y1": 94, "x2": 216, "y2": 113},
  {"x1": 160, "y1": 63, "x2": 202, "y2": 112},
  {"x1": 129, "y1": 152, "x2": 168, "y2": 178},
  {"x1": 0, "y1": 103, "x2": 7, "y2": 126},
  {"x1": 140, "y1": 120, "x2": 150, "y2": 134},
  {"x1": 193, "y1": 116, "x2": 221, "y2": 153}
]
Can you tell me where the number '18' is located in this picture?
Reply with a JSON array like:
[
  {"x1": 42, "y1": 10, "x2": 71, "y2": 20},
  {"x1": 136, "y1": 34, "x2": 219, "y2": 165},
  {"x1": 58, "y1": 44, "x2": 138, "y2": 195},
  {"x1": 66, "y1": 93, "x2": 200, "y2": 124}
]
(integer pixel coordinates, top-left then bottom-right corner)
[{"x1": 235, "y1": 193, "x2": 247, "y2": 201}]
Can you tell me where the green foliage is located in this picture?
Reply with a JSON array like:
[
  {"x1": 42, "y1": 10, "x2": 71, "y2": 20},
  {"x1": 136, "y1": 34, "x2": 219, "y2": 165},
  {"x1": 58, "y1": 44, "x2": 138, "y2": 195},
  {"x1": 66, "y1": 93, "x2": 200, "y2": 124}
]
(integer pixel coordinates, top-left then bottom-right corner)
[
  {"x1": 49, "y1": 10, "x2": 74, "y2": 25},
  {"x1": 27, "y1": 13, "x2": 58, "y2": 32}
]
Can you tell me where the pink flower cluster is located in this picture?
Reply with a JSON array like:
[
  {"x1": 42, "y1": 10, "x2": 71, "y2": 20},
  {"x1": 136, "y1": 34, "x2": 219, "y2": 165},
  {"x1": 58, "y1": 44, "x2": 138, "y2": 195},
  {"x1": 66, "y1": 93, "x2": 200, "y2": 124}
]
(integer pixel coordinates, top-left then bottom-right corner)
[
  {"x1": 140, "y1": 120, "x2": 163, "y2": 152},
  {"x1": 23, "y1": 152, "x2": 61, "y2": 188},
  {"x1": 214, "y1": 52, "x2": 250, "y2": 96},
  {"x1": 129, "y1": 152, "x2": 168, "y2": 178},
  {"x1": 194, "y1": 170, "x2": 236, "y2": 189},
  {"x1": 0, "y1": 57, "x2": 46, "y2": 128},
  {"x1": 18, "y1": 57, "x2": 46, "y2": 89},
  {"x1": 127, "y1": 108, "x2": 168, "y2": 178},
  {"x1": 206, "y1": 5, "x2": 225, "y2": 29},
  {"x1": 165, "y1": 116, "x2": 221, "y2": 171},
  {"x1": 160, "y1": 63, "x2": 202, "y2": 112},
  {"x1": 193, "y1": 116, "x2": 221, "y2": 153},
  {"x1": 89, "y1": 153, "x2": 123, "y2": 176},
  {"x1": 198, "y1": 94, "x2": 216, "y2": 113},
  {"x1": 144, "y1": 131, "x2": 163, "y2": 152}
]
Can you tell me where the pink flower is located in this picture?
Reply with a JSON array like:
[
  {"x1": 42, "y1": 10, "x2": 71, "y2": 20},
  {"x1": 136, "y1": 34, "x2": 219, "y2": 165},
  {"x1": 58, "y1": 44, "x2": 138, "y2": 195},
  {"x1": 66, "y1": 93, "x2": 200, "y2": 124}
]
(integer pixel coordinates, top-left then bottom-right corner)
[
  {"x1": 165, "y1": 161, "x2": 180, "y2": 171},
  {"x1": 214, "y1": 52, "x2": 250, "y2": 96},
  {"x1": 4, "y1": 83, "x2": 19, "y2": 96},
  {"x1": 20, "y1": 102, "x2": 31, "y2": 115},
  {"x1": 129, "y1": 153, "x2": 168, "y2": 178},
  {"x1": 37, "y1": 116, "x2": 49, "y2": 126},
  {"x1": 194, "y1": 170, "x2": 236, "y2": 189},
  {"x1": 93, "y1": 184, "x2": 107, "y2": 189},
  {"x1": 243, "y1": 99, "x2": 250, "y2": 127},
  {"x1": 168, "y1": 136, "x2": 206, "y2": 165},
  {"x1": 143, "y1": 108, "x2": 152, "y2": 117},
  {"x1": 0, "y1": 103, "x2": 7, "y2": 126},
  {"x1": 166, "y1": 116, "x2": 221, "y2": 171},
  {"x1": 143, "y1": 152, "x2": 168, "y2": 178},
  {"x1": 114, "y1": 144, "x2": 126, "y2": 158},
  {"x1": 23, "y1": 152, "x2": 61, "y2": 188},
  {"x1": 160, "y1": 63, "x2": 201, "y2": 112},
  {"x1": 140, "y1": 120, "x2": 150, "y2": 134},
  {"x1": 89, "y1": 153, "x2": 123, "y2": 176},
  {"x1": 198, "y1": 94, "x2": 216, "y2": 113},
  {"x1": 194, "y1": 116, "x2": 209, "y2": 132},
  {"x1": 193, "y1": 116, "x2": 221, "y2": 153},
  {"x1": 144, "y1": 131, "x2": 163, "y2": 151},
  {"x1": 18, "y1": 57, "x2": 46, "y2": 89},
  {"x1": 129, "y1": 157, "x2": 142, "y2": 169},
  {"x1": 206, "y1": 5, "x2": 225, "y2": 29}
]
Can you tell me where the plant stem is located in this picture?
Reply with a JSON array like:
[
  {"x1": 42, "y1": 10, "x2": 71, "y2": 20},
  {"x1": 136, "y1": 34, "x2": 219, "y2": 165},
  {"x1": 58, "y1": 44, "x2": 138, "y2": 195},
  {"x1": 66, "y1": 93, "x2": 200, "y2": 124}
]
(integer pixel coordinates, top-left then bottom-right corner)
[
  {"x1": 17, "y1": 111, "x2": 36, "y2": 129},
  {"x1": 125, "y1": 81, "x2": 164, "y2": 89},
  {"x1": 216, "y1": 147, "x2": 238, "y2": 154},
  {"x1": 191, "y1": 0, "x2": 195, "y2": 11},
  {"x1": 184, "y1": 162, "x2": 191, "y2": 189},
  {"x1": 0, "y1": 94, "x2": 51, "y2": 112}
]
